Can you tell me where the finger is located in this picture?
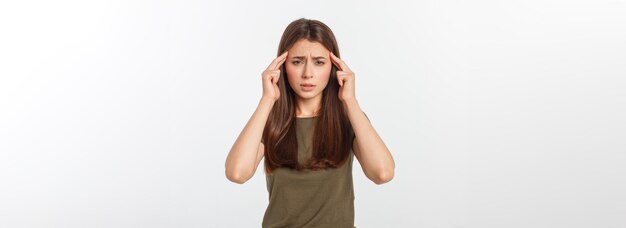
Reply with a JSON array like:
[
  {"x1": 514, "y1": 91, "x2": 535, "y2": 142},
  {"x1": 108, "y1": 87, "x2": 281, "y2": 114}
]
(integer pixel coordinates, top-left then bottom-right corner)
[
  {"x1": 273, "y1": 73, "x2": 280, "y2": 84},
  {"x1": 275, "y1": 56, "x2": 287, "y2": 70},
  {"x1": 270, "y1": 51, "x2": 288, "y2": 70},
  {"x1": 330, "y1": 52, "x2": 351, "y2": 72},
  {"x1": 268, "y1": 70, "x2": 280, "y2": 83},
  {"x1": 267, "y1": 51, "x2": 289, "y2": 70},
  {"x1": 329, "y1": 52, "x2": 342, "y2": 71},
  {"x1": 337, "y1": 75, "x2": 344, "y2": 87}
]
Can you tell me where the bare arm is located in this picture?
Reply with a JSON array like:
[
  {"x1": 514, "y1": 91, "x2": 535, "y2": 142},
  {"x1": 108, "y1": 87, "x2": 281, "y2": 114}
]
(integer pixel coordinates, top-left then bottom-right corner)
[
  {"x1": 225, "y1": 51, "x2": 287, "y2": 184},
  {"x1": 225, "y1": 98, "x2": 274, "y2": 184},
  {"x1": 345, "y1": 99, "x2": 395, "y2": 185},
  {"x1": 329, "y1": 52, "x2": 395, "y2": 185}
]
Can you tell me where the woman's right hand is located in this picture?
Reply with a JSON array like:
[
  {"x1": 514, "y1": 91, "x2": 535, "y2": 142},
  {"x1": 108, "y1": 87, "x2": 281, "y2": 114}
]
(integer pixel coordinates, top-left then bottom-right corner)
[{"x1": 261, "y1": 51, "x2": 288, "y2": 102}]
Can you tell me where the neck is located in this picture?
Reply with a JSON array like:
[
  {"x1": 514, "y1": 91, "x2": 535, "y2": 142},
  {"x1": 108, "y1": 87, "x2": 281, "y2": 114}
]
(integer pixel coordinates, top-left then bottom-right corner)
[{"x1": 296, "y1": 94, "x2": 322, "y2": 117}]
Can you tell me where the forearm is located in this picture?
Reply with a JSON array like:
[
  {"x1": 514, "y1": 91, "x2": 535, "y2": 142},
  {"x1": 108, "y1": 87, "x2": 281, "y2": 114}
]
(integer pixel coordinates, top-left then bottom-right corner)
[
  {"x1": 343, "y1": 99, "x2": 395, "y2": 182},
  {"x1": 225, "y1": 97, "x2": 274, "y2": 183}
]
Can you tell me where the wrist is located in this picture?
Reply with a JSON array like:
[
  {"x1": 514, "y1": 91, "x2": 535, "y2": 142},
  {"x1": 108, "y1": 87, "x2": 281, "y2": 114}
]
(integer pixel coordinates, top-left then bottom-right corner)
[
  {"x1": 342, "y1": 98, "x2": 359, "y2": 110},
  {"x1": 260, "y1": 97, "x2": 276, "y2": 106}
]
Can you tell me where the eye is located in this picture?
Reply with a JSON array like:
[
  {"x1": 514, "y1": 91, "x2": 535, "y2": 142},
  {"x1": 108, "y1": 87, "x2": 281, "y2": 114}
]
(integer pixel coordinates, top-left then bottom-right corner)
[
  {"x1": 315, "y1": 61, "x2": 325, "y2": 65},
  {"x1": 292, "y1": 60, "x2": 301, "y2": 65}
]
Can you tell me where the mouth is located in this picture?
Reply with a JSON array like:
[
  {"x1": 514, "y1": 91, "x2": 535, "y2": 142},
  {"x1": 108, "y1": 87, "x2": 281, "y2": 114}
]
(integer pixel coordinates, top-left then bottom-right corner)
[{"x1": 300, "y1": 83, "x2": 316, "y2": 92}]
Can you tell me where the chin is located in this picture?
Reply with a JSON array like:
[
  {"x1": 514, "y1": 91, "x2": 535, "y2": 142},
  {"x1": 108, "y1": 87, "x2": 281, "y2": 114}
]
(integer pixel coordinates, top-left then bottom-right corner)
[{"x1": 296, "y1": 91, "x2": 321, "y2": 99}]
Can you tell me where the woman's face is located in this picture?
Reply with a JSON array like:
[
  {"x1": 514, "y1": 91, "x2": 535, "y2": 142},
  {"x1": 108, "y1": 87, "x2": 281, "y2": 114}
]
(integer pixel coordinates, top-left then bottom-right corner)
[{"x1": 285, "y1": 39, "x2": 332, "y2": 100}]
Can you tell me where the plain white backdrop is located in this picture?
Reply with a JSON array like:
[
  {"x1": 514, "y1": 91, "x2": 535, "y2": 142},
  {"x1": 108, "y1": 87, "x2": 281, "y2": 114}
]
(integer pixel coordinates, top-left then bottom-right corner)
[{"x1": 1, "y1": 0, "x2": 625, "y2": 227}]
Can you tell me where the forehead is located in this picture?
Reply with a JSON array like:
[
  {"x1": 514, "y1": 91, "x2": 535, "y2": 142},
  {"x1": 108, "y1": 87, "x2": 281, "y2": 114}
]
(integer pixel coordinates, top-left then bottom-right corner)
[{"x1": 288, "y1": 39, "x2": 330, "y2": 57}]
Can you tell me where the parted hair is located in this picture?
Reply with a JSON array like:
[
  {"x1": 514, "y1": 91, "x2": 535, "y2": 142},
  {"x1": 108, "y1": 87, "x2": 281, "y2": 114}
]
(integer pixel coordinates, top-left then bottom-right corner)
[{"x1": 263, "y1": 18, "x2": 353, "y2": 174}]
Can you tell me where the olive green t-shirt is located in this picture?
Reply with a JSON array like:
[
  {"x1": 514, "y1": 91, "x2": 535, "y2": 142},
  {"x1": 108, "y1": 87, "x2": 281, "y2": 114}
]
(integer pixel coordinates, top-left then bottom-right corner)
[{"x1": 261, "y1": 116, "x2": 356, "y2": 228}]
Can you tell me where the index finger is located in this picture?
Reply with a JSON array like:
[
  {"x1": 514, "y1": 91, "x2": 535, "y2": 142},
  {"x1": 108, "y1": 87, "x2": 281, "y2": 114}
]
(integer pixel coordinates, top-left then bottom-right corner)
[
  {"x1": 330, "y1": 52, "x2": 351, "y2": 72},
  {"x1": 267, "y1": 51, "x2": 289, "y2": 70}
]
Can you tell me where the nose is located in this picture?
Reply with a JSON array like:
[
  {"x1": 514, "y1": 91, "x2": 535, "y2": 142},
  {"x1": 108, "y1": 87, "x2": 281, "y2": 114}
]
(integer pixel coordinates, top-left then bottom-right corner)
[{"x1": 302, "y1": 61, "x2": 313, "y2": 79}]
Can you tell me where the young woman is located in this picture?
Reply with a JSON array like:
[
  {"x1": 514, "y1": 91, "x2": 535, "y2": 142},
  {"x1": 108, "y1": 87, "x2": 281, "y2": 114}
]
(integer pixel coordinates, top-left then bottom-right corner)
[{"x1": 225, "y1": 18, "x2": 395, "y2": 228}]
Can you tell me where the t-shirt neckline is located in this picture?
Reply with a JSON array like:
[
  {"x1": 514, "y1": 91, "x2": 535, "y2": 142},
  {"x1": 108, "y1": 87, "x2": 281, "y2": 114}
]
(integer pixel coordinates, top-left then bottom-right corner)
[{"x1": 296, "y1": 115, "x2": 319, "y2": 119}]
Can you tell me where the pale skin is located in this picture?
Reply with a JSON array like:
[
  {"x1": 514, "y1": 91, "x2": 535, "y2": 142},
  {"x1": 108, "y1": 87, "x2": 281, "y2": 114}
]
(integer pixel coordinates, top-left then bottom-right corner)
[{"x1": 225, "y1": 39, "x2": 395, "y2": 185}]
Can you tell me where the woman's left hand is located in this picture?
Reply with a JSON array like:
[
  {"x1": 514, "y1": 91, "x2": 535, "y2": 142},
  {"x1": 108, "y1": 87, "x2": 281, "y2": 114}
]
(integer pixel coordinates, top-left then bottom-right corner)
[{"x1": 330, "y1": 52, "x2": 356, "y2": 102}]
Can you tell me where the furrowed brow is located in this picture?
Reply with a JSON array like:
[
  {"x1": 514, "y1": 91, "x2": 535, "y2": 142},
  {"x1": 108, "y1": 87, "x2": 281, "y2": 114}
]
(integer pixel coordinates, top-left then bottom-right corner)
[{"x1": 291, "y1": 56, "x2": 327, "y2": 60}]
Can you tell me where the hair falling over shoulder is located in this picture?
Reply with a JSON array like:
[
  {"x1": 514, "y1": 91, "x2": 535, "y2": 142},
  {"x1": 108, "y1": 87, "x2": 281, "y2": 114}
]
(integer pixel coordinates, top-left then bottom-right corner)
[{"x1": 263, "y1": 18, "x2": 353, "y2": 174}]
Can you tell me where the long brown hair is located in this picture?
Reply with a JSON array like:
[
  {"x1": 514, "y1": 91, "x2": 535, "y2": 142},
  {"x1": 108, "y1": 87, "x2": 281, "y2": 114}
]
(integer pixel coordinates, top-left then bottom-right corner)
[{"x1": 263, "y1": 18, "x2": 353, "y2": 174}]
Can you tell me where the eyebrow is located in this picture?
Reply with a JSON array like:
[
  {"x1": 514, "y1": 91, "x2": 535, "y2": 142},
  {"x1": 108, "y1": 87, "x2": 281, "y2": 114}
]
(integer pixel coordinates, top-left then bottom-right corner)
[{"x1": 291, "y1": 56, "x2": 327, "y2": 60}]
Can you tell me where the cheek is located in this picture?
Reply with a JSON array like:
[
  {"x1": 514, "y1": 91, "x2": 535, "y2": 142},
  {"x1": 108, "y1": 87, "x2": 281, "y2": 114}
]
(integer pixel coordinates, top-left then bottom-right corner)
[
  {"x1": 315, "y1": 67, "x2": 331, "y2": 87},
  {"x1": 285, "y1": 65, "x2": 302, "y2": 89},
  {"x1": 319, "y1": 66, "x2": 332, "y2": 79},
  {"x1": 285, "y1": 65, "x2": 299, "y2": 79}
]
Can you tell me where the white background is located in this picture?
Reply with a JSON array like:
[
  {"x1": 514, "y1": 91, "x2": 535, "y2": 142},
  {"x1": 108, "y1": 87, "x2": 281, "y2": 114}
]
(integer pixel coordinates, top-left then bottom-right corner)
[{"x1": 1, "y1": 0, "x2": 625, "y2": 227}]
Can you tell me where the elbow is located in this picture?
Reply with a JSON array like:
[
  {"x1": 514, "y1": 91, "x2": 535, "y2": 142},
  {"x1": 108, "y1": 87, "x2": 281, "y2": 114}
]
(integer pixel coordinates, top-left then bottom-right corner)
[
  {"x1": 372, "y1": 168, "x2": 394, "y2": 185},
  {"x1": 226, "y1": 173, "x2": 247, "y2": 184},
  {"x1": 225, "y1": 167, "x2": 251, "y2": 184}
]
